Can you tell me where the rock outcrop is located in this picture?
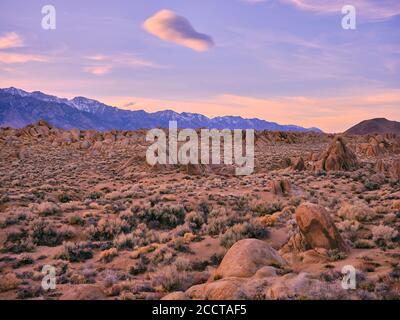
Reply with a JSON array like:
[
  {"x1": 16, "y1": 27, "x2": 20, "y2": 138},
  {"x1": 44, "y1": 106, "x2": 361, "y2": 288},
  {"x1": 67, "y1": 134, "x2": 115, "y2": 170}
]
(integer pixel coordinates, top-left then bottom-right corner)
[
  {"x1": 390, "y1": 158, "x2": 400, "y2": 180},
  {"x1": 282, "y1": 203, "x2": 348, "y2": 254},
  {"x1": 295, "y1": 203, "x2": 348, "y2": 252},
  {"x1": 270, "y1": 178, "x2": 291, "y2": 195},
  {"x1": 291, "y1": 157, "x2": 305, "y2": 171},
  {"x1": 314, "y1": 136, "x2": 358, "y2": 172}
]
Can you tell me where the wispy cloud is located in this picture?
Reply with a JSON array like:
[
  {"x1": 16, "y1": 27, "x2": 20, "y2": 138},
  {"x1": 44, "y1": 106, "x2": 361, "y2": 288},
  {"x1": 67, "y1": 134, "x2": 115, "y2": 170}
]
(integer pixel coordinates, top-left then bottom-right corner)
[
  {"x1": 83, "y1": 65, "x2": 113, "y2": 76},
  {"x1": 0, "y1": 52, "x2": 48, "y2": 64},
  {"x1": 282, "y1": 0, "x2": 400, "y2": 21},
  {"x1": 239, "y1": 0, "x2": 400, "y2": 21},
  {"x1": 240, "y1": 0, "x2": 267, "y2": 3},
  {"x1": 0, "y1": 32, "x2": 24, "y2": 49},
  {"x1": 84, "y1": 53, "x2": 164, "y2": 75},
  {"x1": 143, "y1": 10, "x2": 214, "y2": 52}
]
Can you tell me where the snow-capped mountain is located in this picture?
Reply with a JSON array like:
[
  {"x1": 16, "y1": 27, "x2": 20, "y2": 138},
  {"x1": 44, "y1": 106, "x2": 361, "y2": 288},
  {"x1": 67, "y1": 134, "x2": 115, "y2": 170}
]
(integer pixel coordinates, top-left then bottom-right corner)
[{"x1": 0, "y1": 87, "x2": 322, "y2": 132}]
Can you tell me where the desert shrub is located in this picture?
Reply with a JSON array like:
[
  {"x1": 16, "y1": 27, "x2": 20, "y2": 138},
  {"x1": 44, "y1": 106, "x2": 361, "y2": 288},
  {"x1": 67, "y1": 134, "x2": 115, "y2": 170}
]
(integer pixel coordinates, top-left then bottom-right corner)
[
  {"x1": 336, "y1": 220, "x2": 360, "y2": 242},
  {"x1": 113, "y1": 233, "x2": 135, "y2": 250},
  {"x1": 87, "y1": 218, "x2": 129, "y2": 241},
  {"x1": 173, "y1": 257, "x2": 192, "y2": 272},
  {"x1": 0, "y1": 273, "x2": 21, "y2": 292},
  {"x1": 129, "y1": 256, "x2": 149, "y2": 276},
  {"x1": 105, "y1": 191, "x2": 123, "y2": 201},
  {"x1": 58, "y1": 193, "x2": 72, "y2": 203},
  {"x1": 36, "y1": 202, "x2": 60, "y2": 216},
  {"x1": 327, "y1": 249, "x2": 347, "y2": 261},
  {"x1": 56, "y1": 242, "x2": 93, "y2": 262},
  {"x1": 209, "y1": 252, "x2": 225, "y2": 266},
  {"x1": 152, "y1": 266, "x2": 192, "y2": 292},
  {"x1": 61, "y1": 201, "x2": 84, "y2": 212},
  {"x1": 204, "y1": 216, "x2": 230, "y2": 236},
  {"x1": 102, "y1": 271, "x2": 118, "y2": 288},
  {"x1": 133, "y1": 204, "x2": 186, "y2": 229},
  {"x1": 190, "y1": 260, "x2": 209, "y2": 272},
  {"x1": 354, "y1": 239, "x2": 375, "y2": 249},
  {"x1": 197, "y1": 201, "x2": 210, "y2": 216},
  {"x1": 220, "y1": 220, "x2": 268, "y2": 249},
  {"x1": 3, "y1": 230, "x2": 35, "y2": 253},
  {"x1": 364, "y1": 181, "x2": 380, "y2": 191},
  {"x1": 151, "y1": 246, "x2": 175, "y2": 266},
  {"x1": 371, "y1": 225, "x2": 398, "y2": 247},
  {"x1": 338, "y1": 202, "x2": 376, "y2": 222},
  {"x1": 250, "y1": 200, "x2": 283, "y2": 216},
  {"x1": 184, "y1": 211, "x2": 205, "y2": 231},
  {"x1": 171, "y1": 237, "x2": 188, "y2": 252},
  {"x1": 30, "y1": 220, "x2": 74, "y2": 246},
  {"x1": 13, "y1": 255, "x2": 34, "y2": 268},
  {"x1": 16, "y1": 286, "x2": 43, "y2": 299},
  {"x1": 68, "y1": 215, "x2": 85, "y2": 226},
  {"x1": 88, "y1": 192, "x2": 102, "y2": 200},
  {"x1": 0, "y1": 214, "x2": 22, "y2": 229}
]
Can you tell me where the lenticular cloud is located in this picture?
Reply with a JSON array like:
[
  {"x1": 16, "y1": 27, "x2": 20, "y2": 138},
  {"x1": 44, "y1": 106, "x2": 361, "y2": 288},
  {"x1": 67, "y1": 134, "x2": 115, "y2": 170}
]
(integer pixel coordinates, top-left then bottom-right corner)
[{"x1": 143, "y1": 10, "x2": 214, "y2": 52}]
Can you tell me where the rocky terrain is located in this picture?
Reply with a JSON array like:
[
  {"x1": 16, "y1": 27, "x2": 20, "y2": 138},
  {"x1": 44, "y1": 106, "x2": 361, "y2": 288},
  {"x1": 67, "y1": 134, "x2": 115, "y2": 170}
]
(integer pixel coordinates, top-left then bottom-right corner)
[{"x1": 0, "y1": 120, "x2": 399, "y2": 300}]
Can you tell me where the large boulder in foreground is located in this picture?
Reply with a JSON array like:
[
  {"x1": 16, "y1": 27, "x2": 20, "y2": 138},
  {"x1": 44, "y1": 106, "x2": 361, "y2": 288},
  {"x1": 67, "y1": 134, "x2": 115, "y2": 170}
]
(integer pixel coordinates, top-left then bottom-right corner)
[
  {"x1": 295, "y1": 203, "x2": 348, "y2": 252},
  {"x1": 186, "y1": 278, "x2": 248, "y2": 300},
  {"x1": 314, "y1": 136, "x2": 358, "y2": 172},
  {"x1": 214, "y1": 239, "x2": 286, "y2": 279}
]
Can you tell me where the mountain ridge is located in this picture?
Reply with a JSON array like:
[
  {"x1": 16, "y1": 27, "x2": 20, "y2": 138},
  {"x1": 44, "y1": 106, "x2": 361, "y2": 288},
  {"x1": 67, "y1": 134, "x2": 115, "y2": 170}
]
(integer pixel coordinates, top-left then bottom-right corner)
[
  {"x1": 0, "y1": 87, "x2": 323, "y2": 132},
  {"x1": 345, "y1": 118, "x2": 400, "y2": 135}
]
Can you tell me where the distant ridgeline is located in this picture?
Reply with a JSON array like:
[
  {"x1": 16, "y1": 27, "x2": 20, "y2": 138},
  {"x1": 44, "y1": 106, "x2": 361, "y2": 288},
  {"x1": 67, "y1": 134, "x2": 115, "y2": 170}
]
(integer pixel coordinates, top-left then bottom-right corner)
[{"x1": 0, "y1": 87, "x2": 322, "y2": 132}]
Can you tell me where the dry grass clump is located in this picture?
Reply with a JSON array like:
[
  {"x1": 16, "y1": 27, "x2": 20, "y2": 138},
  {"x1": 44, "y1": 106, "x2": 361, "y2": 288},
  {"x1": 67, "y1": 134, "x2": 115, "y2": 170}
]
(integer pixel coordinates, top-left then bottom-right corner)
[
  {"x1": 184, "y1": 211, "x2": 205, "y2": 231},
  {"x1": 371, "y1": 225, "x2": 398, "y2": 247},
  {"x1": 35, "y1": 201, "x2": 60, "y2": 216},
  {"x1": 99, "y1": 248, "x2": 118, "y2": 262},
  {"x1": 151, "y1": 266, "x2": 192, "y2": 293},
  {"x1": 113, "y1": 223, "x2": 159, "y2": 250},
  {"x1": 220, "y1": 219, "x2": 268, "y2": 248},
  {"x1": 87, "y1": 217, "x2": 129, "y2": 241},
  {"x1": 61, "y1": 201, "x2": 84, "y2": 212},
  {"x1": 338, "y1": 202, "x2": 376, "y2": 222},
  {"x1": 250, "y1": 200, "x2": 284, "y2": 216},
  {"x1": 0, "y1": 273, "x2": 21, "y2": 292},
  {"x1": 68, "y1": 215, "x2": 85, "y2": 226}
]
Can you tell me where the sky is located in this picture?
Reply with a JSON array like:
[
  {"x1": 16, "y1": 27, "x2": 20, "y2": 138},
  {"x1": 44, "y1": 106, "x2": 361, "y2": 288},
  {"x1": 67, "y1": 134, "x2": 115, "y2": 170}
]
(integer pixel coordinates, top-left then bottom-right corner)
[{"x1": 0, "y1": 0, "x2": 399, "y2": 132}]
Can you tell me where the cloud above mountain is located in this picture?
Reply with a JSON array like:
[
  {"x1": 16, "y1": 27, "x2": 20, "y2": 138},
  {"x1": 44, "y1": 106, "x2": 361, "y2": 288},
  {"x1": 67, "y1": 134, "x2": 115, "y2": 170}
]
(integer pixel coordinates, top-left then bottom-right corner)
[{"x1": 143, "y1": 10, "x2": 214, "y2": 52}]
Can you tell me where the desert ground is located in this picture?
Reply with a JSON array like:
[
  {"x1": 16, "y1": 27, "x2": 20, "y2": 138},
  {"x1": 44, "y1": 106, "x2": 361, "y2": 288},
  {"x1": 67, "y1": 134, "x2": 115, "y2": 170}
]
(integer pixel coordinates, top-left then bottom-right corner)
[{"x1": 0, "y1": 120, "x2": 399, "y2": 300}]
